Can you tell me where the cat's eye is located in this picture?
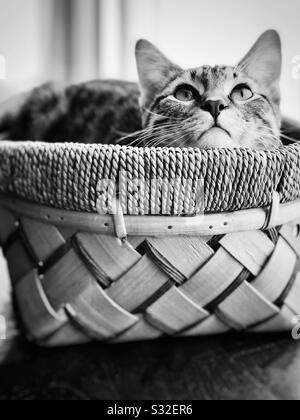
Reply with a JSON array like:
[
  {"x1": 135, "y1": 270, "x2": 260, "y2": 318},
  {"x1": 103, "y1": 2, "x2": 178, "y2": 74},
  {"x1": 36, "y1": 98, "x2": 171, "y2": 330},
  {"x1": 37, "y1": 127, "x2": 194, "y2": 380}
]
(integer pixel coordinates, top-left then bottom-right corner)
[
  {"x1": 231, "y1": 85, "x2": 253, "y2": 102},
  {"x1": 174, "y1": 86, "x2": 196, "y2": 102}
]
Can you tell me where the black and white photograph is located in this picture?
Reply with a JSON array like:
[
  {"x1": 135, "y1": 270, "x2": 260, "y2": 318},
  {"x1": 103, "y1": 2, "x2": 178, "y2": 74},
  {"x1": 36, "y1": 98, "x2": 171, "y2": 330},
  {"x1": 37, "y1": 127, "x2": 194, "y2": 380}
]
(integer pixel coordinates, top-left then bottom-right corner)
[{"x1": 0, "y1": 0, "x2": 300, "y2": 403}]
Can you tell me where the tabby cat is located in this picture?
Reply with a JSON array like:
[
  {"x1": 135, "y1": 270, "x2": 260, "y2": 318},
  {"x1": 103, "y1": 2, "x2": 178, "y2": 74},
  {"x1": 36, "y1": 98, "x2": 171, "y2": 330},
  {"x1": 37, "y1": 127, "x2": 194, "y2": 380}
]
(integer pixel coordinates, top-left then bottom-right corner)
[{"x1": 0, "y1": 30, "x2": 295, "y2": 149}]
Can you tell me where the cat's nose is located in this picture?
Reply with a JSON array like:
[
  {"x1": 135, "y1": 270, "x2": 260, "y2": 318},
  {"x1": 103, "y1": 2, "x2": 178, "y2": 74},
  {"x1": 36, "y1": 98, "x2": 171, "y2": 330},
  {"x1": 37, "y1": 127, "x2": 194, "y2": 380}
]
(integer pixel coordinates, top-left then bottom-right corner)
[{"x1": 202, "y1": 99, "x2": 227, "y2": 119}]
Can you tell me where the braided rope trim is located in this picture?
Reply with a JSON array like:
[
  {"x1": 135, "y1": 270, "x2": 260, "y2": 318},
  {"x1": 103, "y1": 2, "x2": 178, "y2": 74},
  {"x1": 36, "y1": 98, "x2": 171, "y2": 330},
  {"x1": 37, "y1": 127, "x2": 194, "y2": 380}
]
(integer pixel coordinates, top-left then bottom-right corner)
[{"x1": 0, "y1": 141, "x2": 299, "y2": 215}]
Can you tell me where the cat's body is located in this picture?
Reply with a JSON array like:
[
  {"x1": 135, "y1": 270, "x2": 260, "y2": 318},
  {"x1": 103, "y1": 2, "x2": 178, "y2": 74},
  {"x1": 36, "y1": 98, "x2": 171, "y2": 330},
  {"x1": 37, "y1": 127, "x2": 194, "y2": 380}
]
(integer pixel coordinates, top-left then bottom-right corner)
[
  {"x1": 0, "y1": 80, "x2": 142, "y2": 145},
  {"x1": 0, "y1": 30, "x2": 297, "y2": 149}
]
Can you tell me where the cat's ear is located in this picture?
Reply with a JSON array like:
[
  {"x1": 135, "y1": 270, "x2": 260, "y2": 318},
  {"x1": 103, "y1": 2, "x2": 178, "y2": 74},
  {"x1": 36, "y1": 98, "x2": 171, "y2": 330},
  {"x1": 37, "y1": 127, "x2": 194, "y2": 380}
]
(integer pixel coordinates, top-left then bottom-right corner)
[
  {"x1": 135, "y1": 39, "x2": 182, "y2": 106},
  {"x1": 238, "y1": 30, "x2": 282, "y2": 93}
]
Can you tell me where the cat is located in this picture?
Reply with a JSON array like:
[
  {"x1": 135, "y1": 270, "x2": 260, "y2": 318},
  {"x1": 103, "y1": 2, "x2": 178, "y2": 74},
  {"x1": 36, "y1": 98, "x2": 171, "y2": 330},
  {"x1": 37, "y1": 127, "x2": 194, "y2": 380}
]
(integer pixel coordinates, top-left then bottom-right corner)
[{"x1": 0, "y1": 29, "x2": 296, "y2": 149}]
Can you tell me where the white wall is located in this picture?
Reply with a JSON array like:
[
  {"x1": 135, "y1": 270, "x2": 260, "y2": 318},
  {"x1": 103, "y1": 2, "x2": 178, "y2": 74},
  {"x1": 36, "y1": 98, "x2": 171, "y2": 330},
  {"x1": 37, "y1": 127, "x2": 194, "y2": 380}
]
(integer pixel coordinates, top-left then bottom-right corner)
[{"x1": 0, "y1": 0, "x2": 53, "y2": 99}]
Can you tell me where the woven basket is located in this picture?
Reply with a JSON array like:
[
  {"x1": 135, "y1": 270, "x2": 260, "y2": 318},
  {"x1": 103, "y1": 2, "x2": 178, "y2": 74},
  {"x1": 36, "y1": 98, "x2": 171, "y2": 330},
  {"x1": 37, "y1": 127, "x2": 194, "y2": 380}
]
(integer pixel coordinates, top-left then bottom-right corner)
[{"x1": 0, "y1": 140, "x2": 300, "y2": 346}]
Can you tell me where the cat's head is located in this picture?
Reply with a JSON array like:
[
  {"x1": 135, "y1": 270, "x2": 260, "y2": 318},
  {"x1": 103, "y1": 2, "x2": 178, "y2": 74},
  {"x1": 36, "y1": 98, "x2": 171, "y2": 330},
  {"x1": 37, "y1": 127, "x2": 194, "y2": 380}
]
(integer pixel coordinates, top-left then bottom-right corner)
[{"x1": 135, "y1": 30, "x2": 282, "y2": 149}]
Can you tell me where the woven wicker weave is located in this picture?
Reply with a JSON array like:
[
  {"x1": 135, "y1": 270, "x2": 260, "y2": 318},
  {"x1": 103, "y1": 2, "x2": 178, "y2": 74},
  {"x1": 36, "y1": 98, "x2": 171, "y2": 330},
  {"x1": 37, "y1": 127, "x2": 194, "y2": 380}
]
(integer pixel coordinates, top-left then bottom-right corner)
[{"x1": 0, "y1": 141, "x2": 300, "y2": 346}]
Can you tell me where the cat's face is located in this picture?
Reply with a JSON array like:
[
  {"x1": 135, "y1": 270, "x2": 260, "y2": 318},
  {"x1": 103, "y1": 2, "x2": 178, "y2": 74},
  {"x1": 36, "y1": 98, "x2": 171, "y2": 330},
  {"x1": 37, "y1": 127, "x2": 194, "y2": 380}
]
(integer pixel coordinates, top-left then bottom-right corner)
[{"x1": 135, "y1": 30, "x2": 282, "y2": 149}]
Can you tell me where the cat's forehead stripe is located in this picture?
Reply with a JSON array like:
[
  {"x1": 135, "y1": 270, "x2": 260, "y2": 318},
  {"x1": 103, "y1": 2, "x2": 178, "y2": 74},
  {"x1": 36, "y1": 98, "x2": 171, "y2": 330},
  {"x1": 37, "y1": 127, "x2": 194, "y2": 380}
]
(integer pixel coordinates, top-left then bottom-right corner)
[
  {"x1": 190, "y1": 70, "x2": 197, "y2": 80},
  {"x1": 185, "y1": 66, "x2": 237, "y2": 91},
  {"x1": 200, "y1": 66, "x2": 233, "y2": 86}
]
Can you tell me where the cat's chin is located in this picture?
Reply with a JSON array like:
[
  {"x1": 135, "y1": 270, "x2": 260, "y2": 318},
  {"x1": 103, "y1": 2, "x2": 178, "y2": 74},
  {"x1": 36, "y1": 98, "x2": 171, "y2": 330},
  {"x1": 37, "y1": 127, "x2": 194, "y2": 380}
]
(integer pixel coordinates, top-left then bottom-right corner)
[{"x1": 198, "y1": 127, "x2": 235, "y2": 149}]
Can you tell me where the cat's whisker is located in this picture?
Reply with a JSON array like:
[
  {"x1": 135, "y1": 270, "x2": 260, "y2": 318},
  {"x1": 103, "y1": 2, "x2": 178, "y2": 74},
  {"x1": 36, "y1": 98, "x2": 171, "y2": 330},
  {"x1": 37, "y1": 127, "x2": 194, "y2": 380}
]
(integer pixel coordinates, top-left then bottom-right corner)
[
  {"x1": 242, "y1": 127, "x2": 280, "y2": 146},
  {"x1": 133, "y1": 125, "x2": 183, "y2": 148},
  {"x1": 138, "y1": 117, "x2": 197, "y2": 147},
  {"x1": 243, "y1": 125, "x2": 282, "y2": 147},
  {"x1": 147, "y1": 128, "x2": 183, "y2": 148},
  {"x1": 115, "y1": 128, "x2": 152, "y2": 144},
  {"x1": 280, "y1": 133, "x2": 299, "y2": 143},
  {"x1": 219, "y1": 113, "x2": 281, "y2": 148},
  {"x1": 253, "y1": 126, "x2": 281, "y2": 139},
  {"x1": 164, "y1": 130, "x2": 193, "y2": 147},
  {"x1": 143, "y1": 108, "x2": 185, "y2": 122},
  {"x1": 258, "y1": 126, "x2": 296, "y2": 144},
  {"x1": 260, "y1": 125, "x2": 299, "y2": 144},
  {"x1": 116, "y1": 122, "x2": 183, "y2": 145},
  {"x1": 221, "y1": 113, "x2": 279, "y2": 143},
  {"x1": 153, "y1": 124, "x2": 190, "y2": 147}
]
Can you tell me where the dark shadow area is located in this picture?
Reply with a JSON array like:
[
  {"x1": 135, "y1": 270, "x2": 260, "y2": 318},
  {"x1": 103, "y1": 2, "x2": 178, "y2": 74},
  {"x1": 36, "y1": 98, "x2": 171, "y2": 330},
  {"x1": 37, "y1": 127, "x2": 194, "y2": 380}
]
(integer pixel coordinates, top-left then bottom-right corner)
[{"x1": 0, "y1": 329, "x2": 299, "y2": 400}]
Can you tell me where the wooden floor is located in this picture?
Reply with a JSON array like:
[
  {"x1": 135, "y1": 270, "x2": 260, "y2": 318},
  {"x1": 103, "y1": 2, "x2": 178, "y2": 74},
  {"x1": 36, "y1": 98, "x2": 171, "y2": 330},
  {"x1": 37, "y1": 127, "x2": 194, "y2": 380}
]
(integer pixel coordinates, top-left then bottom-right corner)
[{"x1": 1, "y1": 251, "x2": 300, "y2": 400}]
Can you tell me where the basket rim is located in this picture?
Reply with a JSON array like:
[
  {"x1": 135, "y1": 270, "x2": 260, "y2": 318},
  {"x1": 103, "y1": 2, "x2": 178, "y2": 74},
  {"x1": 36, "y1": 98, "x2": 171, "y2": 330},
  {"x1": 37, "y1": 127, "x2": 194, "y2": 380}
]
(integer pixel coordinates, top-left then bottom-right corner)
[
  {"x1": 0, "y1": 138, "x2": 298, "y2": 153},
  {"x1": 1, "y1": 140, "x2": 300, "y2": 215},
  {"x1": 1, "y1": 194, "x2": 300, "y2": 237}
]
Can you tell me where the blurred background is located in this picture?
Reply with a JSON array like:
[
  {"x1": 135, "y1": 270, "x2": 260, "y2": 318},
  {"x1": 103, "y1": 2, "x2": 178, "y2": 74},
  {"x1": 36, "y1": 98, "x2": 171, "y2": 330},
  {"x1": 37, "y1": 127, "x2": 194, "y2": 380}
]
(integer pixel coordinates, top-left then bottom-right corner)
[{"x1": 0, "y1": 0, "x2": 299, "y2": 117}]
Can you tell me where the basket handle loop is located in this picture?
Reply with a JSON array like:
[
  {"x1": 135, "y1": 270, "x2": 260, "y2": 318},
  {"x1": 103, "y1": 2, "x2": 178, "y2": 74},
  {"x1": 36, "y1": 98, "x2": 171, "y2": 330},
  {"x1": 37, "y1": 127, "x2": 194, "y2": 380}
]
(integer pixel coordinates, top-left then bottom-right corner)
[
  {"x1": 111, "y1": 198, "x2": 127, "y2": 241},
  {"x1": 263, "y1": 191, "x2": 280, "y2": 230}
]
